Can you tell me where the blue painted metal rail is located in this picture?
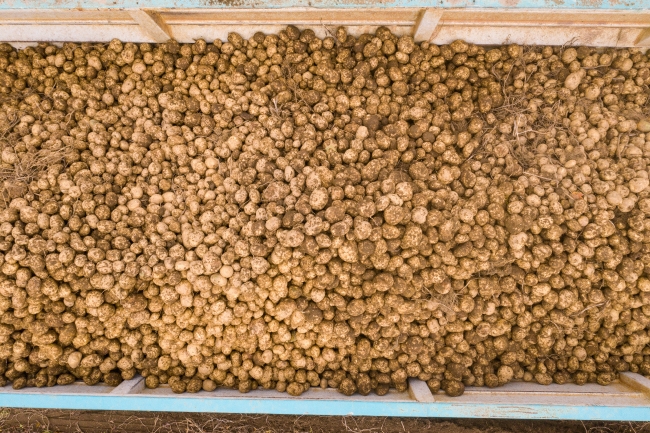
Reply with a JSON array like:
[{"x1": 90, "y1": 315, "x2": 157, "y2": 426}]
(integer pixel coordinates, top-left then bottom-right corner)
[{"x1": 1, "y1": 375, "x2": 650, "y2": 420}]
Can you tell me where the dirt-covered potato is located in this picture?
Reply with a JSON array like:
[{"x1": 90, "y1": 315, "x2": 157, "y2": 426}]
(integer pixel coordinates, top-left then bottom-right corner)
[
  {"x1": 0, "y1": 29, "x2": 648, "y2": 397},
  {"x1": 442, "y1": 380, "x2": 465, "y2": 397},
  {"x1": 169, "y1": 377, "x2": 187, "y2": 394}
]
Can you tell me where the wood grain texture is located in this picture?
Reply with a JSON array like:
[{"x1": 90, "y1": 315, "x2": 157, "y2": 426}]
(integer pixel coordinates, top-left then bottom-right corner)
[
  {"x1": 129, "y1": 10, "x2": 172, "y2": 42},
  {"x1": 413, "y1": 8, "x2": 442, "y2": 42}
]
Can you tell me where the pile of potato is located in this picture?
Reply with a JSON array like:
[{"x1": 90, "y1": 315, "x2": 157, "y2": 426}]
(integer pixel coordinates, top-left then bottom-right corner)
[{"x1": 0, "y1": 27, "x2": 649, "y2": 397}]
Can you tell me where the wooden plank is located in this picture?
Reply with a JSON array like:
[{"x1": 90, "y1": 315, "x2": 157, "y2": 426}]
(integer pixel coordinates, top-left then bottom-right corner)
[
  {"x1": 157, "y1": 8, "x2": 650, "y2": 27},
  {"x1": 0, "y1": 8, "x2": 649, "y2": 48},
  {"x1": 0, "y1": 21, "x2": 650, "y2": 47},
  {"x1": 0, "y1": 23, "x2": 647, "y2": 47},
  {"x1": 110, "y1": 376, "x2": 145, "y2": 395},
  {"x1": 0, "y1": 384, "x2": 649, "y2": 420},
  {"x1": 158, "y1": 8, "x2": 419, "y2": 25},
  {"x1": 413, "y1": 8, "x2": 442, "y2": 42},
  {"x1": 129, "y1": 10, "x2": 172, "y2": 42},
  {"x1": 408, "y1": 378, "x2": 435, "y2": 403},
  {"x1": 0, "y1": 381, "x2": 114, "y2": 395},
  {"x1": 0, "y1": 9, "x2": 133, "y2": 22},
  {"x1": 141, "y1": 384, "x2": 413, "y2": 401},
  {"x1": 169, "y1": 24, "x2": 412, "y2": 42},
  {"x1": 0, "y1": 24, "x2": 153, "y2": 42},
  {"x1": 441, "y1": 9, "x2": 650, "y2": 27},
  {"x1": 465, "y1": 381, "x2": 636, "y2": 395},
  {"x1": 636, "y1": 28, "x2": 650, "y2": 45},
  {"x1": 619, "y1": 373, "x2": 650, "y2": 397},
  {"x1": 0, "y1": 379, "x2": 649, "y2": 419},
  {"x1": 0, "y1": 0, "x2": 648, "y2": 10},
  {"x1": 429, "y1": 25, "x2": 626, "y2": 47}
]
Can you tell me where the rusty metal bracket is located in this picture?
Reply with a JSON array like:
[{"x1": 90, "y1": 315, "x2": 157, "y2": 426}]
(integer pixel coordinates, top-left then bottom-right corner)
[
  {"x1": 128, "y1": 10, "x2": 172, "y2": 43},
  {"x1": 413, "y1": 9, "x2": 443, "y2": 42}
]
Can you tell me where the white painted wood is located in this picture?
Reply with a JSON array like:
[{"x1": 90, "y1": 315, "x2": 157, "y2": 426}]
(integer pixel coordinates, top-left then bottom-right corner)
[
  {"x1": 636, "y1": 28, "x2": 650, "y2": 45},
  {"x1": 0, "y1": 381, "x2": 114, "y2": 395},
  {"x1": 0, "y1": 378, "x2": 650, "y2": 417},
  {"x1": 429, "y1": 25, "x2": 625, "y2": 47},
  {"x1": 440, "y1": 9, "x2": 649, "y2": 27},
  {"x1": 1, "y1": 8, "x2": 648, "y2": 25},
  {"x1": 413, "y1": 9, "x2": 443, "y2": 42},
  {"x1": 430, "y1": 391, "x2": 647, "y2": 409},
  {"x1": 159, "y1": 8, "x2": 419, "y2": 25},
  {"x1": 0, "y1": 24, "x2": 153, "y2": 42},
  {"x1": 128, "y1": 10, "x2": 172, "y2": 43},
  {"x1": 140, "y1": 383, "x2": 413, "y2": 401},
  {"x1": 466, "y1": 381, "x2": 635, "y2": 395},
  {"x1": 109, "y1": 376, "x2": 145, "y2": 395},
  {"x1": 4, "y1": 7, "x2": 646, "y2": 27},
  {"x1": 169, "y1": 24, "x2": 412, "y2": 42},
  {"x1": 0, "y1": 9, "x2": 132, "y2": 22},
  {"x1": 7, "y1": 42, "x2": 43, "y2": 49},
  {"x1": 1, "y1": 24, "x2": 643, "y2": 47},
  {"x1": 618, "y1": 28, "x2": 647, "y2": 47},
  {"x1": 0, "y1": 7, "x2": 649, "y2": 48},
  {"x1": 408, "y1": 378, "x2": 435, "y2": 402},
  {"x1": 619, "y1": 373, "x2": 650, "y2": 397}
]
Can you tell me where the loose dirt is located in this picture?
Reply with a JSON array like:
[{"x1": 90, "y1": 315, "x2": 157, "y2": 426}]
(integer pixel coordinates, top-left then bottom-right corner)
[{"x1": 0, "y1": 410, "x2": 647, "y2": 433}]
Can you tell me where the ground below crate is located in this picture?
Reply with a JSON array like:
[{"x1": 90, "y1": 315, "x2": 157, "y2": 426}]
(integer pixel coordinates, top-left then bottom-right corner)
[{"x1": 0, "y1": 410, "x2": 646, "y2": 433}]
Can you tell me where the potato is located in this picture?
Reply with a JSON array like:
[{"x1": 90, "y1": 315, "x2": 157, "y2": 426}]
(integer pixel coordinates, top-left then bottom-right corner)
[
  {"x1": 0, "y1": 31, "x2": 648, "y2": 398},
  {"x1": 442, "y1": 380, "x2": 465, "y2": 397}
]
